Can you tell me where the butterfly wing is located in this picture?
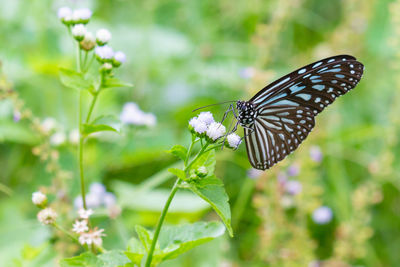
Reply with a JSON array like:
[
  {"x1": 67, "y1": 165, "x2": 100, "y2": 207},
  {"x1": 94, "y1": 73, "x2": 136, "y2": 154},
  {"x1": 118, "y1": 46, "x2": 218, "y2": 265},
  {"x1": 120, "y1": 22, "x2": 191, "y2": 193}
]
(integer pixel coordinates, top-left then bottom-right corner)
[
  {"x1": 244, "y1": 55, "x2": 364, "y2": 170},
  {"x1": 244, "y1": 105, "x2": 315, "y2": 170},
  {"x1": 250, "y1": 55, "x2": 364, "y2": 115}
]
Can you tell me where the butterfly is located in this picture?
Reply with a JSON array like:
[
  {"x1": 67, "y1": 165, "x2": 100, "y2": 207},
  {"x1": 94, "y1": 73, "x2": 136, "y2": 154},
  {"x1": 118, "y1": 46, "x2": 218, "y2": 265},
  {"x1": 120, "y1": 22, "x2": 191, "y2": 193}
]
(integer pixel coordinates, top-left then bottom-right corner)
[{"x1": 232, "y1": 55, "x2": 364, "y2": 170}]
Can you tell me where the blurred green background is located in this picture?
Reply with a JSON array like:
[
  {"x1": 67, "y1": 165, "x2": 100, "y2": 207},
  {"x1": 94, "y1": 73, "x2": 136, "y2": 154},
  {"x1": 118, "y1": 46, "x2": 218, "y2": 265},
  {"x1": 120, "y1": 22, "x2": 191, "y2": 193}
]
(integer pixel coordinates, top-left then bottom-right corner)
[{"x1": 1, "y1": 0, "x2": 400, "y2": 266}]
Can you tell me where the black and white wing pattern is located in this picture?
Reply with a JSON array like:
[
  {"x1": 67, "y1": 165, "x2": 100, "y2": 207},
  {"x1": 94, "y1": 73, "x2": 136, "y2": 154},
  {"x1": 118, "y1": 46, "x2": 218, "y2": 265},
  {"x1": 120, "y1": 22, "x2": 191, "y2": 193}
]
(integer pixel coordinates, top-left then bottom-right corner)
[{"x1": 244, "y1": 55, "x2": 364, "y2": 170}]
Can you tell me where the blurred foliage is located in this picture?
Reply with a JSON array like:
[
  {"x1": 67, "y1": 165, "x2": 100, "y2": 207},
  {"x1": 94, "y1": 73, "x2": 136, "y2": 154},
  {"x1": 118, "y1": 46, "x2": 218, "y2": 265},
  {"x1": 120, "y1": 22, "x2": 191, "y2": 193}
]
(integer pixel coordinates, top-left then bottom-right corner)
[{"x1": 1, "y1": 0, "x2": 400, "y2": 266}]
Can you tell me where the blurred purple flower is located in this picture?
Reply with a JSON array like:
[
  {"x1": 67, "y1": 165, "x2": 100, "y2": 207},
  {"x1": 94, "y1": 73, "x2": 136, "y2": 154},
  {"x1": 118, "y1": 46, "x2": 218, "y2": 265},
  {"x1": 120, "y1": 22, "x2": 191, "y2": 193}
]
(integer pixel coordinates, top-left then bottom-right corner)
[
  {"x1": 310, "y1": 146, "x2": 323, "y2": 163},
  {"x1": 287, "y1": 164, "x2": 300, "y2": 176},
  {"x1": 285, "y1": 180, "x2": 302, "y2": 195},
  {"x1": 90, "y1": 182, "x2": 106, "y2": 195},
  {"x1": 104, "y1": 192, "x2": 117, "y2": 208},
  {"x1": 277, "y1": 172, "x2": 288, "y2": 185},
  {"x1": 13, "y1": 111, "x2": 21, "y2": 122},
  {"x1": 312, "y1": 206, "x2": 333, "y2": 224},
  {"x1": 247, "y1": 168, "x2": 264, "y2": 179},
  {"x1": 239, "y1": 67, "x2": 255, "y2": 79}
]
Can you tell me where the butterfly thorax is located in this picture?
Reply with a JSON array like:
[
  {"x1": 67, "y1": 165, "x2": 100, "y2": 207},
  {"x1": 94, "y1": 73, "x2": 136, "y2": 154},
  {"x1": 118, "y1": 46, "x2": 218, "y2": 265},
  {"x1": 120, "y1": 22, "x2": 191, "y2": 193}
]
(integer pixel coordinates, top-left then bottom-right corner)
[{"x1": 236, "y1": 101, "x2": 257, "y2": 127}]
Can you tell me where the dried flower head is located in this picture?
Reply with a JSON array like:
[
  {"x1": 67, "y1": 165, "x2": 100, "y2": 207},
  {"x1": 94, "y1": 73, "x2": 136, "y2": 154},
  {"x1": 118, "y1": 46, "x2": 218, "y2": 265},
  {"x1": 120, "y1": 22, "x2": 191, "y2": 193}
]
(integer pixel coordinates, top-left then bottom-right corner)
[
  {"x1": 37, "y1": 208, "x2": 57, "y2": 225},
  {"x1": 80, "y1": 32, "x2": 96, "y2": 51}
]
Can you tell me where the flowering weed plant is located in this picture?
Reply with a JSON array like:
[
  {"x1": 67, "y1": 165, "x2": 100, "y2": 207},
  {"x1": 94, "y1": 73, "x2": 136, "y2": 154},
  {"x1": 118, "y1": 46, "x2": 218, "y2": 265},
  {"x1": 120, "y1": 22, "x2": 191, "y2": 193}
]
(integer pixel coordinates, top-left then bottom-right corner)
[{"x1": 28, "y1": 6, "x2": 241, "y2": 267}]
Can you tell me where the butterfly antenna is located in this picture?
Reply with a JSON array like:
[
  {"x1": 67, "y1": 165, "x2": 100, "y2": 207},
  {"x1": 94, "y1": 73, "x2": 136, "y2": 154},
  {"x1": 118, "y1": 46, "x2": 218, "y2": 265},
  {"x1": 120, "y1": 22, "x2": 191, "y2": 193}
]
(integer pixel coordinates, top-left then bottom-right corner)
[{"x1": 192, "y1": 101, "x2": 236, "y2": 112}]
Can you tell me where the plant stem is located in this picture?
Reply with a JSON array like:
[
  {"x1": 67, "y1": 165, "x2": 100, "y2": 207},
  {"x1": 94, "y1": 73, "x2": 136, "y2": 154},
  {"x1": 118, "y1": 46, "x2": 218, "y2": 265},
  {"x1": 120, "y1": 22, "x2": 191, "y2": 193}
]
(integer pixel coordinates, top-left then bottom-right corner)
[
  {"x1": 145, "y1": 139, "x2": 209, "y2": 266},
  {"x1": 145, "y1": 178, "x2": 182, "y2": 267},
  {"x1": 53, "y1": 223, "x2": 79, "y2": 243},
  {"x1": 76, "y1": 43, "x2": 81, "y2": 72},
  {"x1": 78, "y1": 91, "x2": 87, "y2": 210},
  {"x1": 85, "y1": 93, "x2": 99, "y2": 123}
]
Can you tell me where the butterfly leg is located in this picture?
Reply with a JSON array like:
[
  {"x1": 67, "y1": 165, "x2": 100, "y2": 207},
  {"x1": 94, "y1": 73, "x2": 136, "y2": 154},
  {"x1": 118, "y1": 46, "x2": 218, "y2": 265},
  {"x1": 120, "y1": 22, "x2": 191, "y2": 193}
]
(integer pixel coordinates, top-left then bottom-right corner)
[{"x1": 220, "y1": 104, "x2": 235, "y2": 124}]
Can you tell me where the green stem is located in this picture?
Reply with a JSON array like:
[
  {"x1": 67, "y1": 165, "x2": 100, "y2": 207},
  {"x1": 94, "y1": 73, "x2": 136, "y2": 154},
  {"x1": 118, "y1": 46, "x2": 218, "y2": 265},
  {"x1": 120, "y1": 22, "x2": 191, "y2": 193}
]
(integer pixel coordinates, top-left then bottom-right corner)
[
  {"x1": 82, "y1": 51, "x2": 88, "y2": 73},
  {"x1": 53, "y1": 223, "x2": 79, "y2": 243},
  {"x1": 76, "y1": 43, "x2": 81, "y2": 72},
  {"x1": 145, "y1": 139, "x2": 209, "y2": 266},
  {"x1": 145, "y1": 178, "x2": 182, "y2": 267},
  {"x1": 85, "y1": 93, "x2": 99, "y2": 123},
  {"x1": 184, "y1": 136, "x2": 196, "y2": 167},
  {"x1": 78, "y1": 91, "x2": 87, "y2": 210}
]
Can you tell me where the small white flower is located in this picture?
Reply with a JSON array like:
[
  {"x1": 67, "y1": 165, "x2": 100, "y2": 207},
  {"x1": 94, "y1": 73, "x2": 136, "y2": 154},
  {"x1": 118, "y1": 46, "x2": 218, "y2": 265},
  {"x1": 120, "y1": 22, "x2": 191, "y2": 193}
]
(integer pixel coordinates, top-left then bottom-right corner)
[
  {"x1": 79, "y1": 228, "x2": 105, "y2": 246},
  {"x1": 189, "y1": 117, "x2": 207, "y2": 134},
  {"x1": 95, "y1": 45, "x2": 114, "y2": 61},
  {"x1": 285, "y1": 180, "x2": 302, "y2": 195},
  {"x1": 114, "y1": 51, "x2": 126, "y2": 63},
  {"x1": 206, "y1": 122, "x2": 226, "y2": 141},
  {"x1": 227, "y1": 133, "x2": 241, "y2": 149},
  {"x1": 312, "y1": 206, "x2": 333, "y2": 224},
  {"x1": 79, "y1": 32, "x2": 96, "y2": 51},
  {"x1": 103, "y1": 192, "x2": 117, "y2": 208},
  {"x1": 37, "y1": 208, "x2": 57, "y2": 225},
  {"x1": 78, "y1": 208, "x2": 94, "y2": 219},
  {"x1": 50, "y1": 132, "x2": 66, "y2": 146},
  {"x1": 72, "y1": 8, "x2": 92, "y2": 23},
  {"x1": 69, "y1": 129, "x2": 80, "y2": 144},
  {"x1": 41, "y1": 117, "x2": 57, "y2": 134},
  {"x1": 57, "y1": 7, "x2": 72, "y2": 21},
  {"x1": 72, "y1": 24, "x2": 86, "y2": 41},
  {"x1": 96, "y1": 28, "x2": 112, "y2": 45},
  {"x1": 195, "y1": 166, "x2": 208, "y2": 177},
  {"x1": 120, "y1": 102, "x2": 157, "y2": 127},
  {"x1": 72, "y1": 220, "x2": 89, "y2": 233},
  {"x1": 32, "y1": 191, "x2": 47, "y2": 207},
  {"x1": 197, "y1": 112, "x2": 214, "y2": 125}
]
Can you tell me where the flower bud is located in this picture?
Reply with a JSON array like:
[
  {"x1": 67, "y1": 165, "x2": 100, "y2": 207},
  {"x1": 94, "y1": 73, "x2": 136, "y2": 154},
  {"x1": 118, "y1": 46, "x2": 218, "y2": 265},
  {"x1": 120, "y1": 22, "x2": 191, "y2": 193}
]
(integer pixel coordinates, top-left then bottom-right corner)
[
  {"x1": 32, "y1": 191, "x2": 47, "y2": 208},
  {"x1": 195, "y1": 166, "x2": 208, "y2": 178},
  {"x1": 206, "y1": 122, "x2": 226, "y2": 142},
  {"x1": 112, "y1": 51, "x2": 126, "y2": 67},
  {"x1": 72, "y1": 24, "x2": 86, "y2": 41},
  {"x1": 80, "y1": 32, "x2": 96, "y2": 51},
  {"x1": 96, "y1": 29, "x2": 112, "y2": 45},
  {"x1": 188, "y1": 117, "x2": 207, "y2": 136},
  {"x1": 37, "y1": 208, "x2": 57, "y2": 225},
  {"x1": 100, "y1": 62, "x2": 113, "y2": 73},
  {"x1": 58, "y1": 7, "x2": 73, "y2": 25},
  {"x1": 226, "y1": 133, "x2": 241, "y2": 149},
  {"x1": 72, "y1": 8, "x2": 92, "y2": 24},
  {"x1": 95, "y1": 45, "x2": 114, "y2": 62}
]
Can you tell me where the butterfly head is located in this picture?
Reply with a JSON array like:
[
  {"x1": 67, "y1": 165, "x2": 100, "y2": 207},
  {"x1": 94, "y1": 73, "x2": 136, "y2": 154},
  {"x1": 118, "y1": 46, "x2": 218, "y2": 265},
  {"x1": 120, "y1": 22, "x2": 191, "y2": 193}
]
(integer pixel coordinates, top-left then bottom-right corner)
[{"x1": 236, "y1": 101, "x2": 256, "y2": 126}]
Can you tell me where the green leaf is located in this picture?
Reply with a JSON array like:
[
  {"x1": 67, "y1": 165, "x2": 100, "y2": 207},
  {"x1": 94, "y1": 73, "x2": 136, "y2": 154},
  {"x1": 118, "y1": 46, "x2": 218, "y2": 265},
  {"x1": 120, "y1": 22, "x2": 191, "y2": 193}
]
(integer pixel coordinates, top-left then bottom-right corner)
[
  {"x1": 167, "y1": 168, "x2": 186, "y2": 180},
  {"x1": 190, "y1": 149, "x2": 216, "y2": 175},
  {"x1": 103, "y1": 76, "x2": 133, "y2": 89},
  {"x1": 60, "y1": 252, "x2": 100, "y2": 267},
  {"x1": 158, "y1": 221, "x2": 225, "y2": 260},
  {"x1": 166, "y1": 145, "x2": 188, "y2": 161},
  {"x1": 90, "y1": 114, "x2": 120, "y2": 125},
  {"x1": 125, "y1": 237, "x2": 146, "y2": 265},
  {"x1": 97, "y1": 250, "x2": 131, "y2": 267},
  {"x1": 125, "y1": 222, "x2": 225, "y2": 266},
  {"x1": 188, "y1": 175, "x2": 233, "y2": 236},
  {"x1": 135, "y1": 225, "x2": 154, "y2": 252},
  {"x1": 59, "y1": 68, "x2": 94, "y2": 91},
  {"x1": 82, "y1": 123, "x2": 118, "y2": 136}
]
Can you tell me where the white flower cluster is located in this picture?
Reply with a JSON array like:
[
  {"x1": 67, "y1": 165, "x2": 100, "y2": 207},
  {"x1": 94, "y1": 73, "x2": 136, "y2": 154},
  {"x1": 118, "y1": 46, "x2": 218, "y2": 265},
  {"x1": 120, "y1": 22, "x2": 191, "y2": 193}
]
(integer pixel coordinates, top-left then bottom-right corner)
[
  {"x1": 226, "y1": 133, "x2": 241, "y2": 149},
  {"x1": 312, "y1": 206, "x2": 333, "y2": 224},
  {"x1": 57, "y1": 7, "x2": 92, "y2": 25},
  {"x1": 71, "y1": 209, "x2": 106, "y2": 247},
  {"x1": 58, "y1": 7, "x2": 126, "y2": 67},
  {"x1": 120, "y1": 102, "x2": 157, "y2": 127},
  {"x1": 74, "y1": 182, "x2": 118, "y2": 210},
  {"x1": 189, "y1": 112, "x2": 230, "y2": 143}
]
